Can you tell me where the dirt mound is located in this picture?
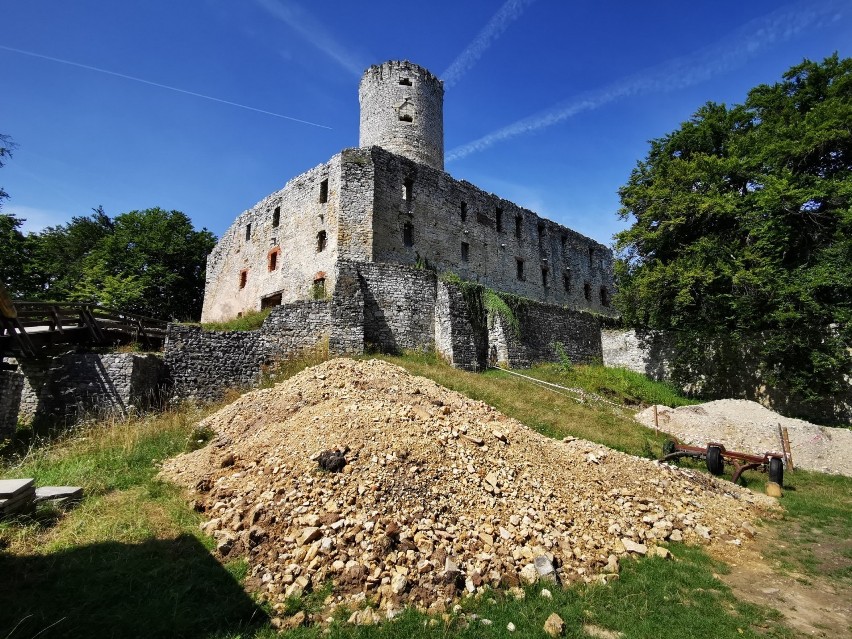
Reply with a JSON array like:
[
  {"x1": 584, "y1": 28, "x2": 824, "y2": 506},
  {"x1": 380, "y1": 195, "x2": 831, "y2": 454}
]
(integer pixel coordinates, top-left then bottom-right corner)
[
  {"x1": 635, "y1": 400, "x2": 852, "y2": 477},
  {"x1": 161, "y1": 358, "x2": 775, "y2": 620}
]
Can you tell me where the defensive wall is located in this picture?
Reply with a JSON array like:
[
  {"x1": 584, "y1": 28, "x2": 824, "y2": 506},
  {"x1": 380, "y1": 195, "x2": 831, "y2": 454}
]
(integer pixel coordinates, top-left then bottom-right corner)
[
  {"x1": 202, "y1": 146, "x2": 616, "y2": 323},
  {"x1": 168, "y1": 261, "x2": 604, "y2": 402},
  {"x1": 7, "y1": 260, "x2": 602, "y2": 431},
  {"x1": 0, "y1": 353, "x2": 165, "y2": 435},
  {"x1": 602, "y1": 328, "x2": 852, "y2": 425}
]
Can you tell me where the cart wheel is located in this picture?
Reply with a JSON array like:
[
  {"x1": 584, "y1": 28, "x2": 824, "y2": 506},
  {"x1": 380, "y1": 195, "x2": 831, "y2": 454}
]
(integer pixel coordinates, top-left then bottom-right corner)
[
  {"x1": 662, "y1": 439, "x2": 677, "y2": 457},
  {"x1": 768, "y1": 457, "x2": 784, "y2": 486},
  {"x1": 706, "y1": 446, "x2": 724, "y2": 476}
]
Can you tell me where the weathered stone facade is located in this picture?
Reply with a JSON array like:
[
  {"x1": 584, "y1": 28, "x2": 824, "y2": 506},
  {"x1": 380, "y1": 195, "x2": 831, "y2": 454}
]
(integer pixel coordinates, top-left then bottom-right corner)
[
  {"x1": 0, "y1": 370, "x2": 24, "y2": 439},
  {"x1": 174, "y1": 261, "x2": 604, "y2": 401},
  {"x1": 14, "y1": 353, "x2": 165, "y2": 425},
  {"x1": 201, "y1": 60, "x2": 615, "y2": 323}
]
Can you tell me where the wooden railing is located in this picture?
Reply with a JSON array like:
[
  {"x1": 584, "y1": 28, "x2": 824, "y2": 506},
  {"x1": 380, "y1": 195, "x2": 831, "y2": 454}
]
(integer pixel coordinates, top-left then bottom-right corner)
[{"x1": 1, "y1": 301, "x2": 168, "y2": 357}]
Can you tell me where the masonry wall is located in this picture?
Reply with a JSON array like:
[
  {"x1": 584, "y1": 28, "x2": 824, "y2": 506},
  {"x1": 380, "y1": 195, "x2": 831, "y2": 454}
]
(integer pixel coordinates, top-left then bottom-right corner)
[
  {"x1": 201, "y1": 155, "x2": 346, "y2": 323},
  {"x1": 489, "y1": 303, "x2": 603, "y2": 369},
  {"x1": 347, "y1": 261, "x2": 437, "y2": 353},
  {"x1": 602, "y1": 328, "x2": 852, "y2": 425},
  {"x1": 16, "y1": 354, "x2": 165, "y2": 425},
  {"x1": 601, "y1": 329, "x2": 674, "y2": 381},
  {"x1": 0, "y1": 370, "x2": 24, "y2": 439},
  {"x1": 434, "y1": 282, "x2": 485, "y2": 371},
  {"x1": 369, "y1": 147, "x2": 616, "y2": 315}
]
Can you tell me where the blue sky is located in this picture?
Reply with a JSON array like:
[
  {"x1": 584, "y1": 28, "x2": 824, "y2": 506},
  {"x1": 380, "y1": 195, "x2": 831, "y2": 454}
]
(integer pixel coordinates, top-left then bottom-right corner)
[{"x1": 2, "y1": 0, "x2": 850, "y2": 246}]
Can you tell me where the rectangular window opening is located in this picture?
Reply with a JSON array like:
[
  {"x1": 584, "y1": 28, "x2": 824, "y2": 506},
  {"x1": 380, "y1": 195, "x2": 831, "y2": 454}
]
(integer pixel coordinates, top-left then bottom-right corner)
[
  {"x1": 312, "y1": 278, "x2": 326, "y2": 300},
  {"x1": 239, "y1": 270, "x2": 248, "y2": 289},
  {"x1": 515, "y1": 215, "x2": 522, "y2": 239},
  {"x1": 584, "y1": 281, "x2": 591, "y2": 301},
  {"x1": 268, "y1": 249, "x2": 279, "y2": 272},
  {"x1": 399, "y1": 77, "x2": 412, "y2": 86},
  {"x1": 403, "y1": 178, "x2": 413, "y2": 201},
  {"x1": 272, "y1": 206, "x2": 280, "y2": 228},
  {"x1": 600, "y1": 287, "x2": 610, "y2": 307},
  {"x1": 537, "y1": 223, "x2": 545, "y2": 246},
  {"x1": 496, "y1": 207, "x2": 503, "y2": 232},
  {"x1": 460, "y1": 202, "x2": 467, "y2": 222},
  {"x1": 461, "y1": 242, "x2": 469, "y2": 262},
  {"x1": 563, "y1": 272, "x2": 571, "y2": 293},
  {"x1": 319, "y1": 178, "x2": 329, "y2": 204},
  {"x1": 403, "y1": 221, "x2": 414, "y2": 247},
  {"x1": 516, "y1": 258, "x2": 525, "y2": 281},
  {"x1": 588, "y1": 246, "x2": 595, "y2": 267},
  {"x1": 261, "y1": 293, "x2": 282, "y2": 309},
  {"x1": 399, "y1": 113, "x2": 413, "y2": 122},
  {"x1": 542, "y1": 268, "x2": 549, "y2": 288},
  {"x1": 245, "y1": 223, "x2": 252, "y2": 241},
  {"x1": 317, "y1": 230, "x2": 327, "y2": 253}
]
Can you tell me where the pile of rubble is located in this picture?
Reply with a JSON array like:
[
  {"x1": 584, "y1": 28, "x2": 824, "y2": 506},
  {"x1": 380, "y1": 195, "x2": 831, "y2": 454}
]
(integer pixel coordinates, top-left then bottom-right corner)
[{"x1": 161, "y1": 358, "x2": 776, "y2": 622}]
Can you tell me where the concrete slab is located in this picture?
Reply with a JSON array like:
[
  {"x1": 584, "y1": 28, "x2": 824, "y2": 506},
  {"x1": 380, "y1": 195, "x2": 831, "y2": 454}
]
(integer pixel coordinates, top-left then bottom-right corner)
[
  {"x1": 0, "y1": 478, "x2": 34, "y2": 498},
  {"x1": 35, "y1": 486, "x2": 83, "y2": 503}
]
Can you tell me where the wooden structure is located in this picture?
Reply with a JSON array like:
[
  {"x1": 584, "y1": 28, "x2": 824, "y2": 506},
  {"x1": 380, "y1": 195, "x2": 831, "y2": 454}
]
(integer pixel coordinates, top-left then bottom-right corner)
[{"x1": 1, "y1": 300, "x2": 168, "y2": 359}]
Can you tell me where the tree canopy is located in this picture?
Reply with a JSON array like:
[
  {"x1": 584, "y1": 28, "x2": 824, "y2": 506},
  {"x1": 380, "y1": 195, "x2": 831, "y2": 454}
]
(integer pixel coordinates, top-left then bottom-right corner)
[
  {"x1": 614, "y1": 54, "x2": 852, "y2": 413},
  {"x1": 1, "y1": 207, "x2": 216, "y2": 321}
]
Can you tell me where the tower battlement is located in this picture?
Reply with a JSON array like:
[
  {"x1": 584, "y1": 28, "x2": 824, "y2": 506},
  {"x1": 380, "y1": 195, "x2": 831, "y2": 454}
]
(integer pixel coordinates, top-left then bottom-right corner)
[{"x1": 359, "y1": 60, "x2": 444, "y2": 171}]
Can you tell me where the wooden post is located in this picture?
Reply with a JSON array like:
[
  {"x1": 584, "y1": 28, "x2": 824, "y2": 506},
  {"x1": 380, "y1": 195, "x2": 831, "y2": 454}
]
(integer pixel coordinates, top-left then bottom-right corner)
[
  {"x1": 782, "y1": 426, "x2": 794, "y2": 471},
  {"x1": 653, "y1": 404, "x2": 659, "y2": 436}
]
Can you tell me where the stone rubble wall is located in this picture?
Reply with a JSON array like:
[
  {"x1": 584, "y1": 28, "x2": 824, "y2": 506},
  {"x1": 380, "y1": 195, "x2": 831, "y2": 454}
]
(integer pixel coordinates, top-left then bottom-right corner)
[
  {"x1": 434, "y1": 282, "x2": 483, "y2": 371},
  {"x1": 490, "y1": 303, "x2": 603, "y2": 369},
  {"x1": 601, "y1": 328, "x2": 674, "y2": 381},
  {"x1": 0, "y1": 370, "x2": 24, "y2": 439},
  {"x1": 347, "y1": 261, "x2": 437, "y2": 353},
  {"x1": 359, "y1": 61, "x2": 444, "y2": 172},
  {"x1": 369, "y1": 146, "x2": 616, "y2": 316},
  {"x1": 15, "y1": 353, "x2": 165, "y2": 425},
  {"x1": 602, "y1": 328, "x2": 852, "y2": 425}
]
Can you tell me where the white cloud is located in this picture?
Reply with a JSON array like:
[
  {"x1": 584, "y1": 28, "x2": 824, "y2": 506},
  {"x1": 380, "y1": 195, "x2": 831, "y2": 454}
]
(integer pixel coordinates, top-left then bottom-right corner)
[
  {"x1": 254, "y1": 0, "x2": 367, "y2": 77},
  {"x1": 441, "y1": 0, "x2": 537, "y2": 89},
  {"x1": 447, "y1": 0, "x2": 848, "y2": 162}
]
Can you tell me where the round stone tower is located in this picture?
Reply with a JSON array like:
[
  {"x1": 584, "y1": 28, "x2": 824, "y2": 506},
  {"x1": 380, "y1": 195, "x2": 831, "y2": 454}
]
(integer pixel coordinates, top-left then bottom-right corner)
[{"x1": 359, "y1": 60, "x2": 444, "y2": 171}]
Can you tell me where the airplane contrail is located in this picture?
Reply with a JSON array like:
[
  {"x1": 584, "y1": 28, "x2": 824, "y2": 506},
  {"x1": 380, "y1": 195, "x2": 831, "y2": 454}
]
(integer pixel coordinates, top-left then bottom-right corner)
[
  {"x1": 0, "y1": 45, "x2": 332, "y2": 129},
  {"x1": 441, "y1": 0, "x2": 537, "y2": 89},
  {"x1": 446, "y1": 0, "x2": 847, "y2": 161}
]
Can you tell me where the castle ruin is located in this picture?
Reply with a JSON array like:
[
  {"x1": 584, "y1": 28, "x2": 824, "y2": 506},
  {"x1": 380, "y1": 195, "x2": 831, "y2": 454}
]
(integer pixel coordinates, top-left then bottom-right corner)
[{"x1": 201, "y1": 61, "x2": 615, "y2": 323}]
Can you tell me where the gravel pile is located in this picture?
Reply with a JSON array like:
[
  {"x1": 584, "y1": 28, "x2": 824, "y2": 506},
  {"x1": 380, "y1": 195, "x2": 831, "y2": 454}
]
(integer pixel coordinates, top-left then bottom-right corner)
[
  {"x1": 635, "y1": 400, "x2": 852, "y2": 477},
  {"x1": 161, "y1": 359, "x2": 776, "y2": 623}
]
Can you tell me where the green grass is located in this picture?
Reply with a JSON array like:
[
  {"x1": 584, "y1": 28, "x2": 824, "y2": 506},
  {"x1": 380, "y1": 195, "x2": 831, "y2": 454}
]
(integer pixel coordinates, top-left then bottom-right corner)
[
  {"x1": 198, "y1": 308, "x2": 272, "y2": 332},
  {"x1": 0, "y1": 351, "x2": 844, "y2": 638}
]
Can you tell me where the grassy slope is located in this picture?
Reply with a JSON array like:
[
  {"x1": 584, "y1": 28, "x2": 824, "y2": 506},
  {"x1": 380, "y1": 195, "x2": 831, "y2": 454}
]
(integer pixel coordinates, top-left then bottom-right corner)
[{"x1": 1, "y1": 354, "x2": 846, "y2": 638}]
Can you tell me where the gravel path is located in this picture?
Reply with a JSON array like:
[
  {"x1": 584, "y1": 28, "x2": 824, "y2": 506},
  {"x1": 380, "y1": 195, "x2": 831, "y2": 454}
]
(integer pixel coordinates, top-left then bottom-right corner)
[{"x1": 635, "y1": 399, "x2": 852, "y2": 477}]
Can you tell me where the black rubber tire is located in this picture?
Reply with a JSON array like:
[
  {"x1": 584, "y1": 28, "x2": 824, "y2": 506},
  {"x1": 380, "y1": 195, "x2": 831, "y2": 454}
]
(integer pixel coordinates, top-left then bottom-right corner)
[
  {"x1": 768, "y1": 457, "x2": 784, "y2": 486},
  {"x1": 706, "y1": 446, "x2": 724, "y2": 476}
]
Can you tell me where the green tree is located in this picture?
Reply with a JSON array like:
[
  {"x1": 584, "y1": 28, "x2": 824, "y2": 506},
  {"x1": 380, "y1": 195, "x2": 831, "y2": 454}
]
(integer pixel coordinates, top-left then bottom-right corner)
[
  {"x1": 0, "y1": 213, "x2": 31, "y2": 296},
  {"x1": 73, "y1": 208, "x2": 216, "y2": 320},
  {"x1": 27, "y1": 206, "x2": 115, "y2": 300},
  {"x1": 615, "y1": 54, "x2": 852, "y2": 416},
  {"x1": 0, "y1": 133, "x2": 16, "y2": 210}
]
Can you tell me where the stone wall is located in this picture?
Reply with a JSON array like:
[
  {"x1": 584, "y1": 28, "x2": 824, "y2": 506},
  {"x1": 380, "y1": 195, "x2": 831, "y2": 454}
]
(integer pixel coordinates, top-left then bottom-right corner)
[
  {"x1": 359, "y1": 61, "x2": 444, "y2": 172},
  {"x1": 602, "y1": 328, "x2": 852, "y2": 425},
  {"x1": 16, "y1": 353, "x2": 165, "y2": 425},
  {"x1": 434, "y1": 282, "x2": 485, "y2": 371},
  {"x1": 369, "y1": 146, "x2": 616, "y2": 315},
  {"x1": 349, "y1": 261, "x2": 437, "y2": 353},
  {"x1": 489, "y1": 303, "x2": 603, "y2": 369},
  {"x1": 601, "y1": 329, "x2": 674, "y2": 381},
  {"x1": 201, "y1": 154, "x2": 347, "y2": 322},
  {"x1": 0, "y1": 370, "x2": 24, "y2": 439}
]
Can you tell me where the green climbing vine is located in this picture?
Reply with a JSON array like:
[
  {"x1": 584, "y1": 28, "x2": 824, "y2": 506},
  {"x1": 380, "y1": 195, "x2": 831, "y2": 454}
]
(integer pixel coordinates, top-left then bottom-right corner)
[{"x1": 440, "y1": 272, "x2": 524, "y2": 337}]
